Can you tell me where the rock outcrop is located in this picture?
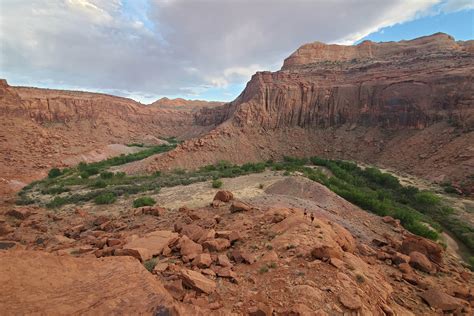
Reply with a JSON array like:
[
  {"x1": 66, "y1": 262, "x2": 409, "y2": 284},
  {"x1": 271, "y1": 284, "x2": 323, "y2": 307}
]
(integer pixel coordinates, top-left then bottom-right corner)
[{"x1": 0, "y1": 250, "x2": 196, "y2": 314}]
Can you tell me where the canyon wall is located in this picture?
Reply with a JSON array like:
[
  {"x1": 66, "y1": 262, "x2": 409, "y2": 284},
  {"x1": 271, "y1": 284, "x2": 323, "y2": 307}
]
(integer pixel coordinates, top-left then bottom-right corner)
[
  {"x1": 0, "y1": 80, "x2": 222, "y2": 199},
  {"x1": 138, "y1": 33, "x2": 473, "y2": 193}
]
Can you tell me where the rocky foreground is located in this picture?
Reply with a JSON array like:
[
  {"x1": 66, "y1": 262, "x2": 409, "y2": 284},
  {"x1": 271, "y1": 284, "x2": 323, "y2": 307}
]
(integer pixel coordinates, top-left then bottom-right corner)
[{"x1": 1, "y1": 179, "x2": 472, "y2": 315}]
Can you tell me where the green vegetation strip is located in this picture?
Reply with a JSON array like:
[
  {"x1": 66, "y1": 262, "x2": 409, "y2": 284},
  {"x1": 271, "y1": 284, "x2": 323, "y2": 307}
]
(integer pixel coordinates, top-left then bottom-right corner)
[{"x1": 18, "y1": 152, "x2": 473, "y2": 259}]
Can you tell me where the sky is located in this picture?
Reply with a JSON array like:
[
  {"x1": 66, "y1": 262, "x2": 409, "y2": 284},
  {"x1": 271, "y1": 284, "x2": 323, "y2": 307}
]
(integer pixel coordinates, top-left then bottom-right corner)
[{"x1": 0, "y1": 0, "x2": 473, "y2": 103}]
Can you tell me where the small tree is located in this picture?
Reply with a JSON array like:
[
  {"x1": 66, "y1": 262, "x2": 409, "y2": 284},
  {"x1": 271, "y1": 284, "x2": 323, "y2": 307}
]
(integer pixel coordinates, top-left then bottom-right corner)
[{"x1": 48, "y1": 168, "x2": 62, "y2": 178}]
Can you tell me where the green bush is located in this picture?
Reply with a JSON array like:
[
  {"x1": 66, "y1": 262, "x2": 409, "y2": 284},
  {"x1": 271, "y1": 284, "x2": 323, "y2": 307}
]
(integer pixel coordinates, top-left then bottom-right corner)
[
  {"x1": 41, "y1": 185, "x2": 70, "y2": 195},
  {"x1": 91, "y1": 180, "x2": 108, "y2": 188},
  {"x1": 133, "y1": 196, "x2": 156, "y2": 208},
  {"x1": 143, "y1": 258, "x2": 157, "y2": 272},
  {"x1": 46, "y1": 196, "x2": 68, "y2": 208},
  {"x1": 414, "y1": 191, "x2": 441, "y2": 208},
  {"x1": 48, "y1": 168, "x2": 62, "y2": 178},
  {"x1": 212, "y1": 179, "x2": 223, "y2": 188},
  {"x1": 94, "y1": 192, "x2": 117, "y2": 205},
  {"x1": 100, "y1": 171, "x2": 114, "y2": 179}
]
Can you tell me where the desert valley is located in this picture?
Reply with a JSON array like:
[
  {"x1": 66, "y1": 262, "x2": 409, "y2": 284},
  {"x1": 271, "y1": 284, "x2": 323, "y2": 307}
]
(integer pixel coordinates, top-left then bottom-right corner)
[{"x1": 1, "y1": 30, "x2": 474, "y2": 315}]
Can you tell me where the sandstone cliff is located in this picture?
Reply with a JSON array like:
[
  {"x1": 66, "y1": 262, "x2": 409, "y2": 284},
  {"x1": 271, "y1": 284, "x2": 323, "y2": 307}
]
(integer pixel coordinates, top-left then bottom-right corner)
[{"x1": 139, "y1": 33, "x2": 474, "y2": 193}]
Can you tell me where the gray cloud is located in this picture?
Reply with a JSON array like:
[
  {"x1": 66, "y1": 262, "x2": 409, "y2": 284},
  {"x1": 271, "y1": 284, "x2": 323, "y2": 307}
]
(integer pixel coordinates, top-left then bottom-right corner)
[{"x1": 0, "y1": 0, "x2": 453, "y2": 101}]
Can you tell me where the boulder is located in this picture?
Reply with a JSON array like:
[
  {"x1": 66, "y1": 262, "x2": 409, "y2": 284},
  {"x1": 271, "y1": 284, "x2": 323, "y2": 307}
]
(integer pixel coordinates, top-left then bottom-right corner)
[
  {"x1": 248, "y1": 303, "x2": 273, "y2": 316},
  {"x1": 311, "y1": 245, "x2": 343, "y2": 260},
  {"x1": 164, "y1": 279, "x2": 185, "y2": 301},
  {"x1": 197, "y1": 229, "x2": 216, "y2": 243},
  {"x1": 106, "y1": 238, "x2": 121, "y2": 247},
  {"x1": 202, "y1": 238, "x2": 231, "y2": 252},
  {"x1": 391, "y1": 252, "x2": 410, "y2": 265},
  {"x1": 400, "y1": 236, "x2": 443, "y2": 264},
  {"x1": 338, "y1": 292, "x2": 362, "y2": 310},
  {"x1": 213, "y1": 190, "x2": 234, "y2": 202},
  {"x1": 179, "y1": 268, "x2": 216, "y2": 294},
  {"x1": 123, "y1": 231, "x2": 178, "y2": 262},
  {"x1": 409, "y1": 251, "x2": 434, "y2": 273},
  {"x1": 192, "y1": 253, "x2": 212, "y2": 268},
  {"x1": 420, "y1": 288, "x2": 468, "y2": 312},
  {"x1": 181, "y1": 224, "x2": 206, "y2": 242},
  {"x1": 114, "y1": 248, "x2": 144, "y2": 261},
  {"x1": 216, "y1": 230, "x2": 241, "y2": 242},
  {"x1": 217, "y1": 254, "x2": 232, "y2": 267},
  {"x1": 230, "y1": 201, "x2": 251, "y2": 213},
  {"x1": 215, "y1": 267, "x2": 237, "y2": 281},
  {"x1": 398, "y1": 262, "x2": 413, "y2": 274},
  {"x1": 178, "y1": 236, "x2": 203, "y2": 261},
  {"x1": 231, "y1": 249, "x2": 256, "y2": 264},
  {"x1": 382, "y1": 216, "x2": 400, "y2": 227}
]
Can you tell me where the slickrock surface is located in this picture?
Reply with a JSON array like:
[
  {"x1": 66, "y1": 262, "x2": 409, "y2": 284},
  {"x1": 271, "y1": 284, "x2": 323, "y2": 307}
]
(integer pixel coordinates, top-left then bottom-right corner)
[
  {"x1": 0, "y1": 250, "x2": 199, "y2": 315},
  {"x1": 138, "y1": 33, "x2": 473, "y2": 194}
]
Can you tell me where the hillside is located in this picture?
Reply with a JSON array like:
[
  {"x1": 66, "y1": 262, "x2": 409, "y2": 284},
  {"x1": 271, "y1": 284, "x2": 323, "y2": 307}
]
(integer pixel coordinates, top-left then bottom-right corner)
[
  {"x1": 0, "y1": 80, "x2": 224, "y2": 200},
  {"x1": 137, "y1": 33, "x2": 474, "y2": 195}
]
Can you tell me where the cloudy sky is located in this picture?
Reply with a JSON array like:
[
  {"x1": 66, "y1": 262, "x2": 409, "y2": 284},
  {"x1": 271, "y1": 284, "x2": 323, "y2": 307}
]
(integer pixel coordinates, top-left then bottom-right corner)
[{"x1": 0, "y1": 0, "x2": 473, "y2": 103}]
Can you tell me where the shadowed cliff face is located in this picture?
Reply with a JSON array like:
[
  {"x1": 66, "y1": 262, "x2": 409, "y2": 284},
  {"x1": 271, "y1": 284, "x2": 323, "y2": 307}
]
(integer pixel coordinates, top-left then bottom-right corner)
[
  {"x1": 226, "y1": 33, "x2": 473, "y2": 130},
  {"x1": 140, "y1": 33, "x2": 473, "y2": 193}
]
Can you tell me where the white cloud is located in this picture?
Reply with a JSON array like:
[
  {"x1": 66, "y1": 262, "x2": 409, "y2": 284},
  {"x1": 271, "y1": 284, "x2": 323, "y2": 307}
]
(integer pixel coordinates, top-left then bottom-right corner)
[
  {"x1": 0, "y1": 0, "x2": 463, "y2": 101},
  {"x1": 440, "y1": 0, "x2": 474, "y2": 13}
]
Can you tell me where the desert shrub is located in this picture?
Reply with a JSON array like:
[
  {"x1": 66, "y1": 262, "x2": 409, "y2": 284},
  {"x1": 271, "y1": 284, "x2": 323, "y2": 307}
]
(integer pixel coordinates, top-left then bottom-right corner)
[
  {"x1": 41, "y1": 185, "x2": 70, "y2": 195},
  {"x1": 362, "y1": 167, "x2": 400, "y2": 189},
  {"x1": 46, "y1": 196, "x2": 68, "y2": 208},
  {"x1": 133, "y1": 196, "x2": 156, "y2": 208},
  {"x1": 310, "y1": 156, "x2": 329, "y2": 166},
  {"x1": 413, "y1": 191, "x2": 441, "y2": 208},
  {"x1": 216, "y1": 160, "x2": 232, "y2": 171},
  {"x1": 100, "y1": 171, "x2": 114, "y2": 179},
  {"x1": 91, "y1": 180, "x2": 107, "y2": 188},
  {"x1": 94, "y1": 192, "x2": 117, "y2": 205},
  {"x1": 173, "y1": 168, "x2": 186, "y2": 175},
  {"x1": 144, "y1": 258, "x2": 157, "y2": 272},
  {"x1": 114, "y1": 172, "x2": 126, "y2": 178},
  {"x1": 212, "y1": 179, "x2": 223, "y2": 188},
  {"x1": 16, "y1": 196, "x2": 36, "y2": 205},
  {"x1": 258, "y1": 266, "x2": 269, "y2": 274},
  {"x1": 48, "y1": 168, "x2": 62, "y2": 178},
  {"x1": 80, "y1": 171, "x2": 91, "y2": 179}
]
